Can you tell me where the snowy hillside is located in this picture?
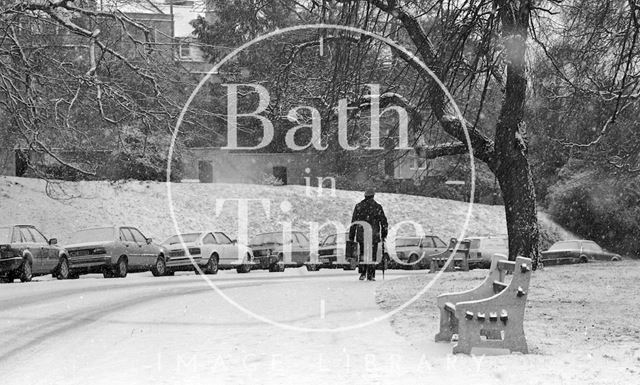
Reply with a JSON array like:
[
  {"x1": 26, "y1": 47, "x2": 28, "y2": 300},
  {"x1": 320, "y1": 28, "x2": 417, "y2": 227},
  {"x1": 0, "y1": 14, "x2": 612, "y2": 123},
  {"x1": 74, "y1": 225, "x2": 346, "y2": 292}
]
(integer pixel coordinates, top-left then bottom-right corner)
[{"x1": 0, "y1": 176, "x2": 571, "y2": 246}]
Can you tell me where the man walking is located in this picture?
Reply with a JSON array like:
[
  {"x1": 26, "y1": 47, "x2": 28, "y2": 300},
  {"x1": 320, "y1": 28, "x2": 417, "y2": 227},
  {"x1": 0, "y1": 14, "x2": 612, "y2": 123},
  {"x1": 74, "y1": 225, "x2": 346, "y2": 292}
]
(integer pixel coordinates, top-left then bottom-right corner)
[{"x1": 349, "y1": 188, "x2": 388, "y2": 281}]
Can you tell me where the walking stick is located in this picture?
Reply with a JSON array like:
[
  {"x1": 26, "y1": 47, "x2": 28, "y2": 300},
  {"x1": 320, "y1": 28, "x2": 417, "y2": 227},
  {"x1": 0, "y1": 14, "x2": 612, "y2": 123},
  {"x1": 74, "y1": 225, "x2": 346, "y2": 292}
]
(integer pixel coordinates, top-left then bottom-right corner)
[{"x1": 382, "y1": 241, "x2": 386, "y2": 280}]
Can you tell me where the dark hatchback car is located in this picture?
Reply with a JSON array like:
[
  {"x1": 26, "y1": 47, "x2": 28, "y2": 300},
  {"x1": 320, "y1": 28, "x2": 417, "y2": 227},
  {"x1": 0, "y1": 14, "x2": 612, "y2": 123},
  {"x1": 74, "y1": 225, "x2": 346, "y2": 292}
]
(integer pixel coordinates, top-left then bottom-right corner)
[
  {"x1": 0, "y1": 225, "x2": 69, "y2": 282},
  {"x1": 309, "y1": 232, "x2": 359, "y2": 271},
  {"x1": 311, "y1": 232, "x2": 393, "y2": 272},
  {"x1": 64, "y1": 226, "x2": 167, "y2": 278},
  {"x1": 249, "y1": 231, "x2": 314, "y2": 272},
  {"x1": 541, "y1": 240, "x2": 622, "y2": 266}
]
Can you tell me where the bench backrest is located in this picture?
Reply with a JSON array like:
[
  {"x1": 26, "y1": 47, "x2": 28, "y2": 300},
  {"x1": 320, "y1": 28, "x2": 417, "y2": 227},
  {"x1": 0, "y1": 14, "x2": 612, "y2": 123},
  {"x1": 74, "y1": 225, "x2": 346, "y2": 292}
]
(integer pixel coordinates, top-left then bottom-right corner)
[
  {"x1": 493, "y1": 256, "x2": 514, "y2": 282},
  {"x1": 447, "y1": 237, "x2": 471, "y2": 251},
  {"x1": 491, "y1": 253, "x2": 532, "y2": 296},
  {"x1": 485, "y1": 254, "x2": 532, "y2": 293}
]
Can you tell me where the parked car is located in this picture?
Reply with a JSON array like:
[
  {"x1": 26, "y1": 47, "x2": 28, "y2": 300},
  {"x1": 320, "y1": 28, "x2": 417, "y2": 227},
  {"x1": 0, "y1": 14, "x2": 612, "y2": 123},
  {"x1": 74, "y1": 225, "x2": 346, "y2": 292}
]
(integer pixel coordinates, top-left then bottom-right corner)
[
  {"x1": 162, "y1": 231, "x2": 255, "y2": 274},
  {"x1": 0, "y1": 225, "x2": 69, "y2": 282},
  {"x1": 311, "y1": 233, "x2": 393, "y2": 271},
  {"x1": 249, "y1": 231, "x2": 314, "y2": 272},
  {"x1": 464, "y1": 236, "x2": 509, "y2": 268},
  {"x1": 541, "y1": 240, "x2": 622, "y2": 266},
  {"x1": 64, "y1": 226, "x2": 167, "y2": 278},
  {"x1": 428, "y1": 238, "x2": 472, "y2": 271},
  {"x1": 389, "y1": 235, "x2": 448, "y2": 269},
  {"x1": 310, "y1": 232, "x2": 359, "y2": 271}
]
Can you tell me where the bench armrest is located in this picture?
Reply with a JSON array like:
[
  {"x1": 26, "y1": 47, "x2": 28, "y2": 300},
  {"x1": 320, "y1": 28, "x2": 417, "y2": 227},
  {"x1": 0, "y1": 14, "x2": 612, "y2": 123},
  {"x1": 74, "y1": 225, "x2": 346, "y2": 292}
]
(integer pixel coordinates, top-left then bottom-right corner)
[
  {"x1": 436, "y1": 254, "x2": 508, "y2": 308},
  {"x1": 453, "y1": 256, "x2": 532, "y2": 319}
]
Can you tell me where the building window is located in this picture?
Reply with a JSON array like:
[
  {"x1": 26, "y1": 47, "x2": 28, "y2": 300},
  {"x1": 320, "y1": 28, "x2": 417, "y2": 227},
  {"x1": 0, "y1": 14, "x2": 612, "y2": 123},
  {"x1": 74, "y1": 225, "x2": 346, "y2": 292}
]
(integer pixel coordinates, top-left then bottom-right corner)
[
  {"x1": 178, "y1": 42, "x2": 191, "y2": 60},
  {"x1": 410, "y1": 157, "x2": 427, "y2": 170}
]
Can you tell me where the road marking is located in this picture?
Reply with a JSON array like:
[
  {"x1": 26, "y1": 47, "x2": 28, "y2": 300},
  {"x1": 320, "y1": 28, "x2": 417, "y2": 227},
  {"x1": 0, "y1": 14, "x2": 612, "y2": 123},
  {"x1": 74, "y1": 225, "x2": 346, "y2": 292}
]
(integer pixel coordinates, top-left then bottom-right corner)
[{"x1": 319, "y1": 35, "x2": 324, "y2": 56}]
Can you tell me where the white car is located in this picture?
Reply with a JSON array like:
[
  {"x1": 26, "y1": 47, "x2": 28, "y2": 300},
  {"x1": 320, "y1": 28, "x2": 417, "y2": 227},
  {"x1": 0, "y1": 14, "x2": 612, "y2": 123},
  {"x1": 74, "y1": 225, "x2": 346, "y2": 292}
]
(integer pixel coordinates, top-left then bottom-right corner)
[
  {"x1": 162, "y1": 231, "x2": 255, "y2": 274},
  {"x1": 390, "y1": 235, "x2": 448, "y2": 269},
  {"x1": 464, "y1": 236, "x2": 509, "y2": 268}
]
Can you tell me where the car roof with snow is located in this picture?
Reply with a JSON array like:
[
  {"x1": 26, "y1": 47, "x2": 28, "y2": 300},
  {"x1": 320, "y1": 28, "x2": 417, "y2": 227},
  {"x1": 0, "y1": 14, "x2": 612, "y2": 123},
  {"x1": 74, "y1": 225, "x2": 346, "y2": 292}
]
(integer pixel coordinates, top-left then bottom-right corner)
[
  {"x1": 166, "y1": 230, "x2": 226, "y2": 236},
  {"x1": 254, "y1": 231, "x2": 306, "y2": 235}
]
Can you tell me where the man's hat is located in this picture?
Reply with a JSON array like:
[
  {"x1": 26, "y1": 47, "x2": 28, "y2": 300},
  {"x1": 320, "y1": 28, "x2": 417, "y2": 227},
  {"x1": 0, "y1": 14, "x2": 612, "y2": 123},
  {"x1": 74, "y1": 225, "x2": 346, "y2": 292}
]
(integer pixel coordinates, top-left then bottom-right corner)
[{"x1": 364, "y1": 188, "x2": 375, "y2": 197}]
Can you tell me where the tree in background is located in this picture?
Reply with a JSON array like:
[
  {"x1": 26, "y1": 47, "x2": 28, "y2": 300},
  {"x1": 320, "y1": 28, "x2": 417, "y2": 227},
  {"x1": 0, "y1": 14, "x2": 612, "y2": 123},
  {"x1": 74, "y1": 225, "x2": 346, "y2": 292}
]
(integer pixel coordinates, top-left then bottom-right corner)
[
  {"x1": 525, "y1": 0, "x2": 639, "y2": 255},
  {"x1": 192, "y1": 0, "x2": 639, "y2": 263},
  {"x1": 193, "y1": 0, "x2": 543, "y2": 266},
  {"x1": 0, "y1": 0, "x2": 207, "y2": 181}
]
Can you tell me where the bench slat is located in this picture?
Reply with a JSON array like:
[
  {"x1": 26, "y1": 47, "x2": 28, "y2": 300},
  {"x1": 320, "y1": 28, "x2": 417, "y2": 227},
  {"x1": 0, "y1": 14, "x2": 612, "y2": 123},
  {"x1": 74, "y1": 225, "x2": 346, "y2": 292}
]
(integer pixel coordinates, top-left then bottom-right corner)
[{"x1": 493, "y1": 280, "x2": 508, "y2": 293}]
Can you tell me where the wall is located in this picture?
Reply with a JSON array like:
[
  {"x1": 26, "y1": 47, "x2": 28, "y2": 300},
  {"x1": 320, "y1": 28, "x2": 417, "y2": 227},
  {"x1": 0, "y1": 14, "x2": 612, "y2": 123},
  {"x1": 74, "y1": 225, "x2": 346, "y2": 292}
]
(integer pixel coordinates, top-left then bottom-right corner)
[
  {"x1": 393, "y1": 150, "x2": 449, "y2": 180},
  {"x1": 182, "y1": 148, "x2": 320, "y2": 185}
]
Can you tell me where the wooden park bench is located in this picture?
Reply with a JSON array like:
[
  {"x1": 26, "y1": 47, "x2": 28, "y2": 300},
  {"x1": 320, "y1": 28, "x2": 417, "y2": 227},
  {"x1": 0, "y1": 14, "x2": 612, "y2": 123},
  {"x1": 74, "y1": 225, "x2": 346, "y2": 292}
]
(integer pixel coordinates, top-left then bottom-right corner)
[{"x1": 434, "y1": 254, "x2": 532, "y2": 354}]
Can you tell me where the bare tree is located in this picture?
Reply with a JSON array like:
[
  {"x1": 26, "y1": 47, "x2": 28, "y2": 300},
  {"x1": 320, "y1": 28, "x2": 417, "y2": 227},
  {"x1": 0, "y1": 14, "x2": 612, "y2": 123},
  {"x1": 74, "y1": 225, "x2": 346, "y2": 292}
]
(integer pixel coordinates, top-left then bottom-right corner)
[
  {"x1": 194, "y1": 0, "x2": 545, "y2": 265},
  {"x1": 311, "y1": 0, "x2": 542, "y2": 266},
  {"x1": 0, "y1": 0, "x2": 208, "y2": 179},
  {"x1": 530, "y1": 0, "x2": 640, "y2": 174},
  {"x1": 327, "y1": 0, "x2": 638, "y2": 267}
]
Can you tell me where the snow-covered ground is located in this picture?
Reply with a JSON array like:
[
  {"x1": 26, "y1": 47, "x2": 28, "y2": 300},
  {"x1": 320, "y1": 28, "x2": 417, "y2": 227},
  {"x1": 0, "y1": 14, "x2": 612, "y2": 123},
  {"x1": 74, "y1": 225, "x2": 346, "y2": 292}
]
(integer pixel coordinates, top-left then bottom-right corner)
[
  {"x1": 0, "y1": 176, "x2": 571, "y2": 245},
  {"x1": 377, "y1": 260, "x2": 640, "y2": 385},
  {"x1": 1, "y1": 269, "x2": 439, "y2": 385},
  {"x1": 0, "y1": 176, "x2": 588, "y2": 384}
]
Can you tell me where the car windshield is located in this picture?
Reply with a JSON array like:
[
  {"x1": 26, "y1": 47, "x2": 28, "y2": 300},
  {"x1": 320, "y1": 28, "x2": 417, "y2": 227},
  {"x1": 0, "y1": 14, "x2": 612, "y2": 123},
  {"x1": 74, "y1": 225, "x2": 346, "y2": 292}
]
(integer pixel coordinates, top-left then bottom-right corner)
[
  {"x1": 69, "y1": 227, "x2": 115, "y2": 244},
  {"x1": 549, "y1": 241, "x2": 581, "y2": 251},
  {"x1": 0, "y1": 227, "x2": 11, "y2": 243},
  {"x1": 582, "y1": 242, "x2": 603, "y2": 252},
  {"x1": 322, "y1": 235, "x2": 336, "y2": 246},
  {"x1": 396, "y1": 238, "x2": 421, "y2": 247},
  {"x1": 433, "y1": 237, "x2": 447, "y2": 248},
  {"x1": 164, "y1": 233, "x2": 201, "y2": 245},
  {"x1": 249, "y1": 233, "x2": 283, "y2": 246}
]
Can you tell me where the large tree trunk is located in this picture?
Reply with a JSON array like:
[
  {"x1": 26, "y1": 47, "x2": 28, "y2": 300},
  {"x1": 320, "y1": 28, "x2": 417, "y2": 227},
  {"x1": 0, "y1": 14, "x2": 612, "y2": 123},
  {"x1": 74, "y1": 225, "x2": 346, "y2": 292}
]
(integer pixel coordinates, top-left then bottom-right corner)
[
  {"x1": 495, "y1": 151, "x2": 540, "y2": 268},
  {"x1": 493, "y1": 0, "x2": 540, "y2": 268},
  {"x1": 366, "y1": 0, "x2": 541, "y2": 268}
]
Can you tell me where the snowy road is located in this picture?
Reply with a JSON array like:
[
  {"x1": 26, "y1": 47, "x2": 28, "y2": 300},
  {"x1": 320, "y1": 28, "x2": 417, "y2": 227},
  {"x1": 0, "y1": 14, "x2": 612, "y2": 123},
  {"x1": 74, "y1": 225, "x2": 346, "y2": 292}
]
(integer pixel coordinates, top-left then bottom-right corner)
[{"x1": 0, "y1": 268, "x2": 437, "y2": 385}]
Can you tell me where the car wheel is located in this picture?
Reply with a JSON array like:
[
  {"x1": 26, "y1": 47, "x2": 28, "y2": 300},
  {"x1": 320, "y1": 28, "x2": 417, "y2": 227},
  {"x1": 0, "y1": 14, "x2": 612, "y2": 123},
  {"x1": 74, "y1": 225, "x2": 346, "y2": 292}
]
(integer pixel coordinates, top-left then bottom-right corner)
[
  {"x1": 579, "y1": 255, "x2": 589, "y2": 264},
  {"x1": 236, "y1": 264, "x2": 251, "y2": 274},
  {"x1": 19, "y1": 259, "x2": 32, "y2": 282},
  {"x1": 408, "y1": 254, "x2": 420, "y2": 270},
  {"x1": 611, "y1": 256, "x2": 622, "y2": 262},
  {"x1": 268, "y1": 263, "x2": 285, "y2": 273},
  {"x1": 204, "y1": 254, "x2": 219, "y2": 275},
  {"x1": 0, "y1": 276, "x2": 13, "y2": 283},
  {"x1": 57, "y1": 258, "x2": 71, "y2": 280},
  {"x1": 151, "y1": 257, "x2": 167, "y2": 277},
  {"x1": 277, "y1": 254, "x2": 285, "y2": 272},
  {"x1": 103, "y1": 268, "x2": 114, "y2": 278},
  {"x1": 306, "y1": 264, "x2": 319, "y2": 272},
  {"x1": 114, "y1": 257, "x2": 128, "y2": 278}
]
